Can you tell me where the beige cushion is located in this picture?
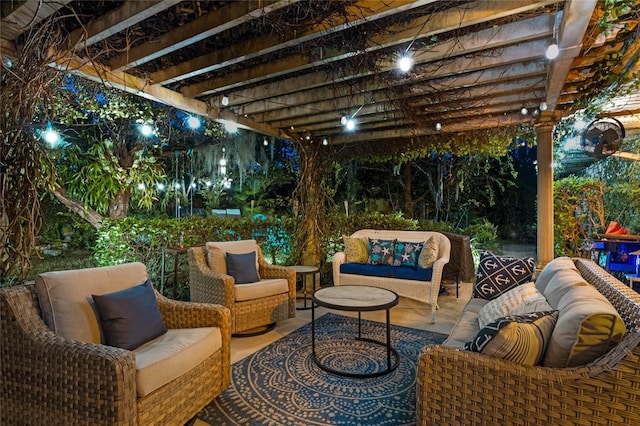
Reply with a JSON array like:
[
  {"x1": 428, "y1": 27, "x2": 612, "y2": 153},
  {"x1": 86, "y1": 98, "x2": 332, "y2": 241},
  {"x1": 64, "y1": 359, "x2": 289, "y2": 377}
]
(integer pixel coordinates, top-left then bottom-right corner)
[
  {"x1": 206, "y1": 245, "x2": 227, "y2": 274},
  {"x1": 35, "y1": 262, "x2": 149, "y2": 344},
  {"x1": 418, "y1": 236, "x2": 439, "y2": 268},
  {"x1": 543, "y1": 283, "x2": 627, "y2": 367},
  {"x1": 535, "y1": 257, "x2": 578, "y2": 294},
  {"x1": 134, "y1": 327, "x2": 221, "y2": 397},
  {"x1": 343, "y1": 235, "x2": 368, "y2": 263},
  {"x1": 442, "y1": 298, "x2": 489, "y2": 349},
  {"x1": 542, "y1": 269, "x2": 590, "y2": 308},
  {"x1": 478, "y1": 282, "x2": 552, "y2": 329},
  {"x1": 234, "y1": 278, "x2": 289, "y2": 302},
  {"x1": 206, "y1": 240, "x2": 259, "y2": 271}
]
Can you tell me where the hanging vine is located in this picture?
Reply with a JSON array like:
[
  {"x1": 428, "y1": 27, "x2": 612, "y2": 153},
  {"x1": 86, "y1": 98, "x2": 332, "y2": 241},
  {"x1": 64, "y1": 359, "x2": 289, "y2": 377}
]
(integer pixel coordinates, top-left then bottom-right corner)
[{"x1": 0, "y1": 16, "x2": 68, "y2": 283}]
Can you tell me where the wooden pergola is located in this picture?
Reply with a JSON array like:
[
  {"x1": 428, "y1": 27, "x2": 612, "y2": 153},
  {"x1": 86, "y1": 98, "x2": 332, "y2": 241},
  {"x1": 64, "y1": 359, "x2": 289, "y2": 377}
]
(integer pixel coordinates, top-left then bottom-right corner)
[{"x1": 2, "y1": 0, "x2": 639, "y2": 267}]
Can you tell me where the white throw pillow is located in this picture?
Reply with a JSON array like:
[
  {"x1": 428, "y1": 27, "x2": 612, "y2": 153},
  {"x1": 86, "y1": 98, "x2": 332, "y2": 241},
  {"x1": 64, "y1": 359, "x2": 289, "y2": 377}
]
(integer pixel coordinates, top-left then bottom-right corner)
[{"x1": 478, "y1": 282, "x2": 552, "y2": 329}]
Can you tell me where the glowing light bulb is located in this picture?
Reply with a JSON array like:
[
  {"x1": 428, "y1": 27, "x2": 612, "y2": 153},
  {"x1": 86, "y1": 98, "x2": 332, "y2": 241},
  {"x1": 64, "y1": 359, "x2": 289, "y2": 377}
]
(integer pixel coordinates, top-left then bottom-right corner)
[
  {"x1": 546, "y1": 39, "x2": 559, "y2": 60},
  {"x1": 398, "y1": 55, "x2": 413, "y2": 72},
  {"x1": 322, "y1": 138, "x2": 328, "y2": 146},
  {"x1": 224, "y1": 120, "x2": 238, "y2": 133},
  {"x1": 43, "y1": 128, "x2": 59, "y2": 144},
  {"x1": 346, "y1": 118, "x2": 356, "y2": 131},
  {"x1": 435, "y1": 122, "x2": 442, "y2": 131},
  {"x1": 140, "y1": 124, "x2": 153, "y2": 136},
  {"x1": 186, "y1": 116, "x2": 201, "y2": 129},
  {"x1": 137, "y1": 183, "x2": 145, "y2": 190}
]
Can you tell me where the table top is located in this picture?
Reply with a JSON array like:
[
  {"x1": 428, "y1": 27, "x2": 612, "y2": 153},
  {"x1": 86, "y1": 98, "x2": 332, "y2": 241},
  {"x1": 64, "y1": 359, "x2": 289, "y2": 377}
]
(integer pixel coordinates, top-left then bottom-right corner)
[
  {"x1": 312, "y1": 285, "x2": 399, "y2": 311},
  {"x1": 291, "y1": 265, "x2": 319, "y2": 274}
]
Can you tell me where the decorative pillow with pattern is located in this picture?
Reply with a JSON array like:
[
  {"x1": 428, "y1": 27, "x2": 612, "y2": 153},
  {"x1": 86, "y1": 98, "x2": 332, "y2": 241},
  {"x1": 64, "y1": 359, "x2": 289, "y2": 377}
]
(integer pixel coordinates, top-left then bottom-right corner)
[
  {"x1": 417, "y1": 236, "x2": 439, "y2": 268},
  {"x1": 367, "y1": 238, "x2": 396, "y2": 266},
  {"x1": 473, "y1": 251, "x2": 535, "y2": 300},
  {"x1": 477, "y1": 282, "x2": 552, "y2": 329},
  {"x1": 343, "y1": 235, "x2": 369, "y2": 263},
  {"x1": 464, "y1": 310, "x2": 559, "y2": 366},
  {"x1": 393, "y1": 240, "x2": 424, "y2": 268}
]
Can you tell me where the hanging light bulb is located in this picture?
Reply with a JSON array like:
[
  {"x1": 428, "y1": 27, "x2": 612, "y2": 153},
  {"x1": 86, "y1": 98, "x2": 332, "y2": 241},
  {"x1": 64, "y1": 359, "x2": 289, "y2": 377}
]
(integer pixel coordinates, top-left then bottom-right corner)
[
  {"x1": 435, "y1": 122, "x2": 442, "y2": 131},
  {"x1": 221, "y1": 95, "x2": 229, "y2": 106},
  {"x1": 186, "y1": 116, "x2": 201, "y2": 129},
  {"x1": 545, "y1": 38, "x2": 559, "y2": 60},
  {"x1": 42, "y1": 128, "x2": 59, "y2": 145},
  {"x1": 345, "y1": 118, "x2": 356, "y2": 131},
  {"x1": 263, "y1": 138, "x2": 268, "y2": 146},
  {"x1": 156, "y1": 182, "x2": 165, "y2": 191},
  {"x1": 398, "y1": 54, "x2": 413, "y2": 72},
  {"x1": 340, "y1": 115, "x2": 348, "y2": 125},
  {"x1": 224, "y1": 120, "x2": 238, "y2": 133},
  {"x1": 322, "y1": 138, "x2": 328, "y2": 146},
  {"x1": 140, "y1": 123, "x2": 153, "y2": 136},
  {"x1": 521, "y1": 107, "x2": 529, "y2": 116},
  {"x1": 540, "y1": 101, "x2": 548, "y2": 111}
]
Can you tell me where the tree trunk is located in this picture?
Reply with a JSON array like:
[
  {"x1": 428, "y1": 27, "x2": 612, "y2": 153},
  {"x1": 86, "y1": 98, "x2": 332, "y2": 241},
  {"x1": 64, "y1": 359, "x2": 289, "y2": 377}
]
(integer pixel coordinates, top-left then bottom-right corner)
[
  {"x1": 53, "y1": 188, "x2": 105, "y2": 229},
  {"x1": 109, "y1": 189, "x2": 131, "y2": 219},
  {"x1": 403, "y1": 163, "x2": 414, "y2": 219}
]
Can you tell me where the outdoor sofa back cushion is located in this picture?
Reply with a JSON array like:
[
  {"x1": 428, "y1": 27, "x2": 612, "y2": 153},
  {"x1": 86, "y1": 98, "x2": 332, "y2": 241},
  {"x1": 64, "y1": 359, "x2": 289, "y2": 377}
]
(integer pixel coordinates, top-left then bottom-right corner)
[
  {"x1": 92, "y1": 279, "x2": 167, "y2": 350},
  {"x1": 542, "y1": 276, "x2": 627, "y2": 368},
  {"x1": 35, "y1": 262, "x2": 149, "y2": 344},
  {"x1": 343, "y1": 235, "x2": 369, "y2": 263},
  {"x1": 367, "y1": 238, "x2": 396, "y2": 265},
  {"x1": 206, "y1": 240, "x2": 260, "y2": 272}
]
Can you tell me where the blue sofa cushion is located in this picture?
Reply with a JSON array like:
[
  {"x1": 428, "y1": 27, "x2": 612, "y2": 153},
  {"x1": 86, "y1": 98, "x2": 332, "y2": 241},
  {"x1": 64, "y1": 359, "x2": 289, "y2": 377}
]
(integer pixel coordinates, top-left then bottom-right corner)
[{"x1": 340, "y1": 263, "x2": 433, "y2": 281}]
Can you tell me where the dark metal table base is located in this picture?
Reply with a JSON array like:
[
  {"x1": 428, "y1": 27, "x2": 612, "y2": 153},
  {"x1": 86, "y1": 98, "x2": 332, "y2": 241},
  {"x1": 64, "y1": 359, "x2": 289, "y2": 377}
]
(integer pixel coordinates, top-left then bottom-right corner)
[{"x1": 311, "y1": 308, "x2": 399, "y2": 378}]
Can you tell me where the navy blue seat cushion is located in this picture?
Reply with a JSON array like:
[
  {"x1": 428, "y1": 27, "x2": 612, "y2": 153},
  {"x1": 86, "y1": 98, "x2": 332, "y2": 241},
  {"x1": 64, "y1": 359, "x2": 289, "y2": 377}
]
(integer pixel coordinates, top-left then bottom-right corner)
[{"x1": 340, "y1": 263, "x2": 433, "y2": 281}]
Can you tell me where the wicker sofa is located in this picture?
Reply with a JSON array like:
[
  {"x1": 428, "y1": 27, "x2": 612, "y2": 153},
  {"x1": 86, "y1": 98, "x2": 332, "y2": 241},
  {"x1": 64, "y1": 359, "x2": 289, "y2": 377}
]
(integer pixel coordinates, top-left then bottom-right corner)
[
  {"x1": 0, "y1": 262, "x2": 231, "y2": 426},
  {"x1": 332, "y1": 229, "x2": 451, "y2": 323},
  {"x1": 416, "y1": 258, "x2": 640, "y2": 425}
]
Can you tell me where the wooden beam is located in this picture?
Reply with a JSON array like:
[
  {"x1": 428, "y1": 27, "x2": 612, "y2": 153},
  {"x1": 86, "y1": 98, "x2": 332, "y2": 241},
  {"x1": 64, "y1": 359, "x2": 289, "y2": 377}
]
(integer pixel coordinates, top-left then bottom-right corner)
[
  {"x1": 51, "y1": 52, "x2": 290, "y2": 139},
  {"x1": 67, "y1": 0, "x2": 182, "y2": 51},
  {"x1": 544, "y1": 0, "x2": 598, "y2": 110},
  {"x1": 241, "y1": 41, "x2": 549, "y2": 117},
  {"x1": 0, "y1": 0, "x2": 72, "y2": 41},
  {"x1": 329, "y1": 113, "x2": 527, "y2": 144},
  {"x1": 108, "y1": 0, "x2": 296, "y2": 71},
  {"x1": 151, "y1": 0, "x2": 439, "y2": 85},
  {"x1": 181, "y1": 0, "x2": 559, "y2": 98}
]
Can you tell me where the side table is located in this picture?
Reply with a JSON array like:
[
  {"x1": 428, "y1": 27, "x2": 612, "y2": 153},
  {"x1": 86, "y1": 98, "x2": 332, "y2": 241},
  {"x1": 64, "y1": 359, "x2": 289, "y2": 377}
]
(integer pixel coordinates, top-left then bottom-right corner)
[{"x1": 291, "y1": 265, "x2": 319, "y2": 310}]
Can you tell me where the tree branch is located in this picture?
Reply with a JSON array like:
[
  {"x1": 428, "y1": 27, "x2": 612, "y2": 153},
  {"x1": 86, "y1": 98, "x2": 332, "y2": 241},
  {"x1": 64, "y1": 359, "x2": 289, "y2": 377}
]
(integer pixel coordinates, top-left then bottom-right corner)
[{"x1": 53, "y1": 187, "x2": 105, "y2": 229}]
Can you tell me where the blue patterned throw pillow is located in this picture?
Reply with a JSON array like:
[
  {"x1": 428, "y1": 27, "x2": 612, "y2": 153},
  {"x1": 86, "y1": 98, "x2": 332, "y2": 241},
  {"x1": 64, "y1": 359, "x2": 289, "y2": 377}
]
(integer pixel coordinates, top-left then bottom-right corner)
[
  {"x1": 393, "y1": 240, "x2": 423, "y2": 268},
  {"x1": 473, "y1": 251, "x2": 535, "y2": 300},
  {"x1": 367, "y1": 238, "x2": 396, "y2": 265},
  {"x1": 464, "y1": 311, "x2": 558, "y2": 366}
]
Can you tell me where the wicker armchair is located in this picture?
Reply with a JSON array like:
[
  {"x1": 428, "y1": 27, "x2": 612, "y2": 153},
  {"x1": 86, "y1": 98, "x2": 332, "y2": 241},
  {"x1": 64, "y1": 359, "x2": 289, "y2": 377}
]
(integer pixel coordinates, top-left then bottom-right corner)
[
  {"x1": 416, "y1": 259, "x2": 640, "y2": 425},
  {"x1": 188, "y1": 240, "x2": 296, "y2": 335},
  {"x1": 0, "y1": 267, "x2": 231, "y2": 426}
]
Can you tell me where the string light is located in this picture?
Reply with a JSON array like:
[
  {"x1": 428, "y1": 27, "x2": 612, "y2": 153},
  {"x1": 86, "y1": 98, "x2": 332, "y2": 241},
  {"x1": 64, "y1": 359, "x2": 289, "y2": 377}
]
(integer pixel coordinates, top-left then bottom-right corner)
[
  {"x1": 186, "y1": 116, "x2": 201, "y2": 129},
  {"x1": 545, "y1": 38, "x2": 559, "y2": 60},
  {"x1": 398, "y1": 54, "x2": 413, "y2": 72}
]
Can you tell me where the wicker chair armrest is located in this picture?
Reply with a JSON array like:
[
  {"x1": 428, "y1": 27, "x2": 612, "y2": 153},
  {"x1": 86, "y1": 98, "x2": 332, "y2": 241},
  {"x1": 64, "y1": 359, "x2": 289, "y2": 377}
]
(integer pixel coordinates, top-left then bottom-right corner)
[
  {"x1": 1, "y1": 286, "x2": 137, "y2": 424},
  {"x1": 416, "y1": 344, "x2": 640, "y2": 424},
  {"x1": 188, "y1": 247, "x2": 235, "y2": 306},
  {"x1": 156, "y1": 291, "x2": 231, "y2": 331},
  {"x1": 258, "y1": 262, "x2": 297, "y2": 296}
]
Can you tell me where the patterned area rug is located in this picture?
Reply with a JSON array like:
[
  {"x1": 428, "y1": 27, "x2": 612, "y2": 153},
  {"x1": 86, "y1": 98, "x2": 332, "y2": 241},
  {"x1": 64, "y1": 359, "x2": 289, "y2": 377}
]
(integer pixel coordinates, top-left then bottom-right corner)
[{"x1": 196, "y1": 313, "x2": 447, "y2": 425}]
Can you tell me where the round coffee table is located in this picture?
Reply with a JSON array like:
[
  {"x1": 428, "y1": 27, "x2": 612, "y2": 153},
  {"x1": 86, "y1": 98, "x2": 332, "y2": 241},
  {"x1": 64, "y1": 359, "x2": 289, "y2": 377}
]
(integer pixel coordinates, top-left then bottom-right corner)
[{"x1": 311, "y1": 285, "x2": 400, "y2": 378}]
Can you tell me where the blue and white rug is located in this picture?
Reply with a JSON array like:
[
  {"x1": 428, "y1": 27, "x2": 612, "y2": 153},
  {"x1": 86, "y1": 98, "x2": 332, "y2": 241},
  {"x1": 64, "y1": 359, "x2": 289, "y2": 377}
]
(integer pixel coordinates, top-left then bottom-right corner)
[{"x1": 196, "y1": 313, "x2": 447, "y2": 425}]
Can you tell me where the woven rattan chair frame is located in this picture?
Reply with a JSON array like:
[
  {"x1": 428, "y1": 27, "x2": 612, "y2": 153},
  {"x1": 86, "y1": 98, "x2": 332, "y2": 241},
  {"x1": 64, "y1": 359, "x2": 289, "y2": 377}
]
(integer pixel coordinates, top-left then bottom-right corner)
[
  {"x1": 416, "y1": 258, "x2": 640, "y2": 425},
  {"x1": 0, "y1": 283, "x2": 231, "y2": 425},
  {"x1": 188, "y1": 243, "x2": 296, "y2": 334}
]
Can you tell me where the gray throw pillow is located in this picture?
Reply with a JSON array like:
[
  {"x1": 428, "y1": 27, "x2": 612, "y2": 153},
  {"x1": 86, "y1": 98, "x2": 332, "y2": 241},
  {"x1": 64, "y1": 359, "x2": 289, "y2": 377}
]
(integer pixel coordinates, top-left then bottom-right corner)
[
  {"x1": 226, "y1": 251, "x2": 261, "y2": 284},
  {"x1": 92, "y1": 279, "x2": 167, "y2": 350}
]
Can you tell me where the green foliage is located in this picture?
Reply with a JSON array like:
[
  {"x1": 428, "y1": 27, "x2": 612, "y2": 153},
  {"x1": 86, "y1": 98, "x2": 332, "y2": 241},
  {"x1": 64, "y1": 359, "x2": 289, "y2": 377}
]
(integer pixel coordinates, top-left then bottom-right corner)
[
  {"x1": 93, "y1": 216, "x2": 299, "y2": 298},
  {"x1": 553, "y1": 176, "x2": 605, "y2": 257},
  {"x1": 464, "y1": 219, "x2": 501, "y2": 253}
]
